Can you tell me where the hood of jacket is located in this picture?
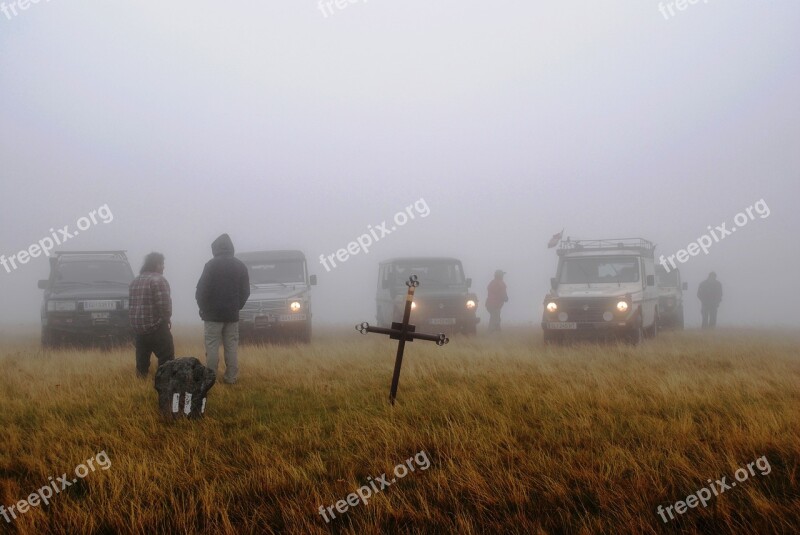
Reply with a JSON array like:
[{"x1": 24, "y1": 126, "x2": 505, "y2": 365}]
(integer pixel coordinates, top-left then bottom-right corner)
[{"x1": 211, "y1": 234, "x2": 235, "y2": 257}]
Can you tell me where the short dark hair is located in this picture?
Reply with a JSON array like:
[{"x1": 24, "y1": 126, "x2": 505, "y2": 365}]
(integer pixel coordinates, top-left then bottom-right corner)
[{"x1": 141, "y1": 252, "x2": 165, "y2": 274}]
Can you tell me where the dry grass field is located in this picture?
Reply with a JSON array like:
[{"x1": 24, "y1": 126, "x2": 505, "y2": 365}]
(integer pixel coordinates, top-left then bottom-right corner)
[{"x1": 0, "y1": 326, "x2": 798, "y2": 534}]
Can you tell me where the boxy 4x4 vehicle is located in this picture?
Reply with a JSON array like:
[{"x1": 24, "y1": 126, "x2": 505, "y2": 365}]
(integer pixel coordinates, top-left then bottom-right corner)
[
  {"x1": 376, "y1": 257, "x2": 479, "y2": 335},
  {"x1": 237, "y1": 250, "x2": 317, "y2": 343},
  {"x1": 38, "y1": 251, "x2": 134, "y2": 347},
  {"x1": 541, "y1": 239, "x2": 659, "y2": 345},
  {"x1": 656, "y1": 265, "x2": 687, "y2": 329}
]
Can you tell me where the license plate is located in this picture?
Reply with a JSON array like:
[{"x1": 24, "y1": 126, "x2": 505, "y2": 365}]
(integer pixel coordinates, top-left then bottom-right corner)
[
  {"x1": 254, "y1": 315, "x2": 274, "y2": 329},
  {"x1": 84, "y1": 300, "x2": 116, "y2": 311},
  {"x1": 430, "y1": 318, "x2": 456, "y2": 325},
  {"x1": 280, "y1": 313, "x2": 307, "y2": 322},
  {"x1": 91, "y1": 312, "x2": 110, "y2": 319},
  {"x1": 547, "y1": 322, "x2": 577, "y2": 330}
]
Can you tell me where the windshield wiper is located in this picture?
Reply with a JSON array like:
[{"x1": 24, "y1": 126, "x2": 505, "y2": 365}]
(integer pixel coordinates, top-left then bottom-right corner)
[
  {"x1": 607, "y1": 265, "x2": 622, "y2": 287},
  {"x1": 575, "y1": 264, "x2": 593, "y2": 288}
]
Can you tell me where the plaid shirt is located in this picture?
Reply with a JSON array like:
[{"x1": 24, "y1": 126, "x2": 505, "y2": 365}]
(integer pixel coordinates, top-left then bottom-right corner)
[{"x1": 129, "y1": 272, "x2": 172, "y2": 335}]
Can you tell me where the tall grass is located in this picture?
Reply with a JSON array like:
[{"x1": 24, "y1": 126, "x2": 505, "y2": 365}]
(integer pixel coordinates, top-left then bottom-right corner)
[{"x1": 0, "y1": 326, "x2": 798, "y2": 534}]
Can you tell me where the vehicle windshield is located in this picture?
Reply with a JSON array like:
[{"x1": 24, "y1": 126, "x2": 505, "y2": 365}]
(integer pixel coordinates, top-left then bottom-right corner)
[
  {"x1": 559, "y1": 257, "x2": 640, "y2": 284},
  {"x1": 55, "y1": 261, "x2": 134, "y2": 285},
  {"x1": 656, "y1": 268, "x2": 679, "y2": 287},
  {"x1": 393, "y1": 262, "x2": 464, "y2": 286},
  {"x1": 247, "y1": 261, "x2": 306, "y2": 284}
]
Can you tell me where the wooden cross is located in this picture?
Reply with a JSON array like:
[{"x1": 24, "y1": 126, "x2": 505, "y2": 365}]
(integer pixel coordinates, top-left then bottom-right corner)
[{"x1": 356, "y1": 274, "x2": 449, "y2": 405}]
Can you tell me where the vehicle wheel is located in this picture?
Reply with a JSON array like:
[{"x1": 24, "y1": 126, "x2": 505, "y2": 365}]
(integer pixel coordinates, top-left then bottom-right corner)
[
  {"x1": 41, "y1": 328, "x2": 57, "y2": 348},
  {"x1": 299, "y1": 324, "x2": 312, "y2": 344},
  {"x1": 461, "y1": 323, "x2": 477, "y2": 336},
  {"x1": 646, "y1": 313, "x2": 659, "y2": 339},
  {"x1": 627, "y1": 317, "x2": 644, "y2": 345},
  {"x1": 676, "y1": 307, "x2": 685, "y2": 330},
  {"x1": 377, "y1": 310, "x2": 389, "y2": 328},
  {"x1": 544, "y1": 331, "x2": 562, "y2": 346}
]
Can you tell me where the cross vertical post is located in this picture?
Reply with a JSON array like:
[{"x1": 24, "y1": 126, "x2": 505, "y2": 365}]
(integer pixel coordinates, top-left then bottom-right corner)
[{"x1": 355, "y1": 274, "x2": 449, "y2": 405}]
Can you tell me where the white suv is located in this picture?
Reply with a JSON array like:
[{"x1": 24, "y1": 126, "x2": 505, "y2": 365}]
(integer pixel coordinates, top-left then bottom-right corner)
[{"x1": 541, "y1": 238, "x2": 659, "y2": 344}]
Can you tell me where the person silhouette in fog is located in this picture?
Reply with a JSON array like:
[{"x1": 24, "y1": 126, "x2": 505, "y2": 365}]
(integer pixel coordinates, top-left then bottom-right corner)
[
  {"x1": 697, "y1": 271, "x2": 722, "y2": 329},
  {"x1": 486, "y1": 270, "x2": 508, "y2": 333}
]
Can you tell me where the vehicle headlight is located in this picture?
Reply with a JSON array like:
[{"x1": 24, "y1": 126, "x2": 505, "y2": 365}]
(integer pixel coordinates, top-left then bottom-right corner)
[
  {"x1": 616, "y1": 301, "x2": 629, "y2": 313},
  {"x1": 290, "y1": 301, "x2": 302, "y2": 312},
  {"x1": 466, "y1": 299, "x2": 476, "y2": 310},
  {"x1": 47, "y1": 300, "x2": 76, "y2": 312},
  {"x1": 546, "y1": 302, "x2": 558, "y2": 313},
  {"x1": 411, "y1": 301, "x2": 417, "y2": 310}
]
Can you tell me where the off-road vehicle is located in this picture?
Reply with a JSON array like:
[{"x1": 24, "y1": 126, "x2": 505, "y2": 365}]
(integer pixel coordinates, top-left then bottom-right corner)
[
  {"x1": 541, "y1": 238, "x2": 659, "y2": 344},
  {"x1": 376, "y1": 257, "x2": 479, "y2": 335},
  {"x1": 656, "y1": 265, "x2": 687, "y2": 329},
  {"x1": 38, "y1": 251, "x2": 134, "y2": 347},
  {"x1": 237, "y1": 250, "x2": 317, "y2": 343}
]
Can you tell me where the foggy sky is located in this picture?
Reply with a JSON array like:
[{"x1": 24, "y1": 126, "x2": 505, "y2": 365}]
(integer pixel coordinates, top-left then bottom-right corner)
[{"x1": 1, "y1": 1, "x2": 799, "y2": 329}]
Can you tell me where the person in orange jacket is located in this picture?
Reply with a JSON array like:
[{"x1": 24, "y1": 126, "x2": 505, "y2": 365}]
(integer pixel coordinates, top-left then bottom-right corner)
[{"x1": 486, "y1": 270, "x2": 508, "y2": 332}]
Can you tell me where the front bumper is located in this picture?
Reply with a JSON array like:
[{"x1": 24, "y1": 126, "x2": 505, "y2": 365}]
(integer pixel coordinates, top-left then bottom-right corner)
[
  {"x1": 240, "y1": 313, "x2": 310, "y2": 336},
  {"x1": 541, "y1": 297, "x2": 638, "y2": 337},
  {"x1": 43, "y1": 312, "x2": 132, "y2": 337},
  {"x1": 412, "y1": 315, "x2": 480, "y2": 330},
  {"x1": 541, "y1": 319, "x2": 634, "y2": 336}
]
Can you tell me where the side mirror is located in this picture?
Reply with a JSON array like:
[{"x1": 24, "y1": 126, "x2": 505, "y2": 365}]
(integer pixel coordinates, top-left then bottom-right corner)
[
  {"x1": 466, "y1": 277, "x2": 472, "y2": 288},
  {"x1": 682, "y1": 282, "x2": 688, "y2": 291},
  {"x1": 310, "y1": 275, "x2": 317, "y2": 286},
  {"x1": 550, "y1": 277, "x2": 558, "y2": 290},
  {"x1": 382, "y1": 279, "x2": 390, "y2": 289},
  {"x1": 646, "y1": 275, "x2": 655, "y2": 287},
  {"x1": 38, "y1": 280, "x2": 49, "y2": 289}
]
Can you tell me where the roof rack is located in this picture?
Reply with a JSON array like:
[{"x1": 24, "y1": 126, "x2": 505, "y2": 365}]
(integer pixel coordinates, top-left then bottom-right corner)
[
  {"x1": 53, "y1": 250, "x2": 128, "y2": 259},
  {"x1": 556, "y1": 238, "x2": 655, "y2": 257}
]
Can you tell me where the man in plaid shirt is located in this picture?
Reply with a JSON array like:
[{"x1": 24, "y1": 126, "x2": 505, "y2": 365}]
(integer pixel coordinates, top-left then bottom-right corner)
[{"x1": 129, "y1": 252, "x2": 174, "y2": 378}]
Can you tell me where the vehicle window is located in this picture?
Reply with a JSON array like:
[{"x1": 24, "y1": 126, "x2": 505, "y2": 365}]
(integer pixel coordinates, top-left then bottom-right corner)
[
  {"x1": 559, "y1": 257, "x2": 640, "y2": 284},
  {"x1": 656, "y1": 268, "x2": 679, "y2": 287},
  {"x1": 56, "y1": 261, "x2": 134, "y2": 284},
  {"x1": 393, "y1": 262, "x2": 464, "y2": 286},
  {"x1": 247, "y1": 261, "x2": 305, "y2": 284}
]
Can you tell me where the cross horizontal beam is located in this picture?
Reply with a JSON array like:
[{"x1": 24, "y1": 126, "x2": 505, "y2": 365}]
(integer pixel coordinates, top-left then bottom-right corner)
[{"x1": 356, "y1": 322, "x2": 448, "y2": 345}]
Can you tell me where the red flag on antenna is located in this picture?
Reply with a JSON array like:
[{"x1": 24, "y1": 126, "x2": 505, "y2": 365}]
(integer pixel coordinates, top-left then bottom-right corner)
[{"x1": 547, "y1": 230, "x2": 564, "y2": 248}]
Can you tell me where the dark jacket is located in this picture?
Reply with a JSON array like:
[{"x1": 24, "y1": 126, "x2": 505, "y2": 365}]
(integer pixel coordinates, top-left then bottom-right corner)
[
  {"x1": 697, "y1": 278, "x2": 722, "y2": 307},
  {"x1": 196, "y1": 234, "x2": 250, "y2": 322}
]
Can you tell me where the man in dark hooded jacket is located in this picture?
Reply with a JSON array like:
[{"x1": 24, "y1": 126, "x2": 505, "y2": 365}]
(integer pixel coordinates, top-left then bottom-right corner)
[
  {"x1": 196, "y1": 234, "x2": 250, "y2": 384},
  {"x1": 697, "y1": 271, "x2": 723, "y2": 329}
]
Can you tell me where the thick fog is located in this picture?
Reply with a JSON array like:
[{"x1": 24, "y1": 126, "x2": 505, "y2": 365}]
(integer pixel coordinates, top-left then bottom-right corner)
[{"x1": 1, "y1": 1, "x2": 798, "y2": 328}]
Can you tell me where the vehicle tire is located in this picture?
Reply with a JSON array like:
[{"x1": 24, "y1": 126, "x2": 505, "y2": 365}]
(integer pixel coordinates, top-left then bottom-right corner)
[
  {"x1": 461, "y1": 323, "x2": 477, "y2": 336},
  {"x1": 544, "y1": 331, "x2": 562, "y2": 346},
  {"x1": 676, "y1": 307, "x2": 685, "y2": 330},
  {"x1": 41, "y1": 328, "x2": 57, "y2": 348},
  {"x1": 646, "y1": 312, "x2": 659, "y2": 339},
  {"x1": 299, "y1": 323, "x2": 312, "y2": 344},
  {"x1": 627, "y1": 317, "x2": 644, "y2": 345}
]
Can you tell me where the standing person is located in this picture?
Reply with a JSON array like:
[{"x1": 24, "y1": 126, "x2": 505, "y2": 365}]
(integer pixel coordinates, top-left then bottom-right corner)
[
  {"x1": 196, "y1": 234, "x2": 250, "y2": 384},
  {"x1": 486, "y1": 270, "x2": 509, "y2": 333},
  {"x1": 697, "y1": 271, "x2": 723, "y2": 329},
  {"x1": 129, "y1": 252, "x2": 175, "y2": 378}
]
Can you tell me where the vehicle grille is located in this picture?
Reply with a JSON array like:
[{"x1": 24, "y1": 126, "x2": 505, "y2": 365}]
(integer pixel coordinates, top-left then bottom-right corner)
[
  {"x1": 242, "y1": 300, "x2": 286, "y2": 315},
  {"x1": 413, "y1": 297, "x2": 465, "y2": 316},
  {"x1": 561, "y1": 298, "x2": 616, "y2": 322}
]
